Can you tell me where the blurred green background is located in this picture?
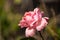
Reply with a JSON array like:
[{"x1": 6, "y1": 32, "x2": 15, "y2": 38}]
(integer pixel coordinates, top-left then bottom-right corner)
[{"x1": 0, "y1": 0, "x2": 60, "y2": 40}]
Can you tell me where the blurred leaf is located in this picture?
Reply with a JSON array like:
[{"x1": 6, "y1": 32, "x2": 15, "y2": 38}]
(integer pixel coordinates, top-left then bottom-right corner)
[
  {"x1": 46, "y1": 17, "x2": 60, "y2": 40},
  {"x1": 15, "y1": 36, "x2": 21, "y2": 40},
  {"x1": 14, "y1": 0, "x2": 22, "y2": 4}
]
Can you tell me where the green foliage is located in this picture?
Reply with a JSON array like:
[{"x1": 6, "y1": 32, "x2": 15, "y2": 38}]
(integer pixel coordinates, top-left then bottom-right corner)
[
  {"x1": 14, "y1": 0, "x2": 22, "y2": 4},
  {"x1": 46, "y1": 17, "x2": 60, "y2": 40}
]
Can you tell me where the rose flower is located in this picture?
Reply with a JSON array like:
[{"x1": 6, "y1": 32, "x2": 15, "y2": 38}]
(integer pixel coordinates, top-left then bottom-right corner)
[{"x1": 18, "y1": 8, "x2": 49, "y2": 37}]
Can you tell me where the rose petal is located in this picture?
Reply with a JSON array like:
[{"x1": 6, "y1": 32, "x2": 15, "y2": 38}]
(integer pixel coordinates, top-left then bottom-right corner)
[
  {"x1": 25, "y1": 28, "x2": 35, "y2": 37},
  {"x1": 43, "y1": 17, "x2": 49, "y2": 21},
  {"x1": 19, "y1": 20, "x2": 28, "y2": 28},
  {"x1": 36, "y1": 18, "x2": 48, "y2": 31},
  {"x1": 41, "y1": 11, "x2": 44, "y2": 16}
]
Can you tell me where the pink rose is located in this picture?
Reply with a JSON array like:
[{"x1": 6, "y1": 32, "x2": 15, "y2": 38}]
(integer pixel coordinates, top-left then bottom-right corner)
[{"x1": 18, "y1": 8, "x2": 49, "y2": 37}]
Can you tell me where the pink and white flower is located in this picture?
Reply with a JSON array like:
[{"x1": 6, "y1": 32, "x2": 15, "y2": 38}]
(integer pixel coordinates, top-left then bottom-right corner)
[{"x1": 18, "y1": 8, "x2": 49, "y2": 37}]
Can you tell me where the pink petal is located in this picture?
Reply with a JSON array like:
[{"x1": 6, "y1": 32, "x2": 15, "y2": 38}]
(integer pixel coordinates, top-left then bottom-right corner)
[
  {"x1": 36, "y1": 18, "x2": 48, "y2": 31},
  {"x1": 43, "y1": 17, "x2": 49, "y2": 21},
  {"x1": 41, "y1": 11, "x2": 44, "y2": 16},
  {"x1": 18, "y1": 20, "x2": 28, "y2": 28},
  {"x1": 25, "y1": 28, "x2": 35, "y2": 37},
  {"x1": 34, "y1": 8, "x2": 40, "y2": 13}
]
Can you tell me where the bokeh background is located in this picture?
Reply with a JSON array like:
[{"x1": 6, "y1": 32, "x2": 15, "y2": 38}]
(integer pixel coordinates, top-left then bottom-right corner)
[{"x1": 0, "y1": 0, "x2": 60, "y2": 40}]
